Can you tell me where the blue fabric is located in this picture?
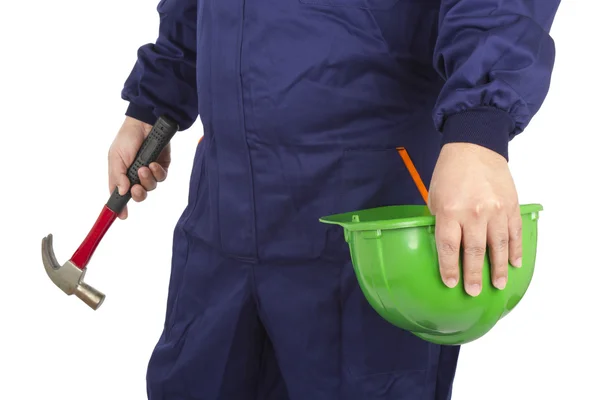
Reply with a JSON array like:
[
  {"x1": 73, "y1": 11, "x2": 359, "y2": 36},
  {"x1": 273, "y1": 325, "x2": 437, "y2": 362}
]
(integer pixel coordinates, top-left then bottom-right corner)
[
  {"x1": 147, "y1": 226, "x2": 460, "y2": 399},
  {"x1": 123, "y1": 0, "x2": 198, "y2": 129},
  {"x1": 122, "y1": 0, "x2": 560, "y2": 398},
  {"x1": 441, "y1": 106, "x2": 515, "y2": 160},
  {"x1": 433, "y1": 0, "x2": 560, "y2": 159}
]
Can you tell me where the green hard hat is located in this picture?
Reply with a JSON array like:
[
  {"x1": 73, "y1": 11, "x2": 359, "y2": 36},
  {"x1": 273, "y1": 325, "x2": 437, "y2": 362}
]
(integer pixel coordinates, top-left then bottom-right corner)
[{"x1": 319, "y1": 204, "x2": 543, "y2": 345}]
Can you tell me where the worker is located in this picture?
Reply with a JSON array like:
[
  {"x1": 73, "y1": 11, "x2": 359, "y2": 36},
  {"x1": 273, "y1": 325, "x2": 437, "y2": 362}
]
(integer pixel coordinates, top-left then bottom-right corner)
[{"x1": 108, "y1": 1, "x2": 561, "y2": 398}]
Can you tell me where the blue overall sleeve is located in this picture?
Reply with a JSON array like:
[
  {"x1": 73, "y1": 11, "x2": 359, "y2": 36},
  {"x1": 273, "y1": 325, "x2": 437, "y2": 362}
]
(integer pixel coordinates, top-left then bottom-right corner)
[
  {"x1": 433, "y1": 1, "x2": 561, "y2": 160},
  {"x1": 121, "y1": 0, "x2": 198, "y2": 130}
]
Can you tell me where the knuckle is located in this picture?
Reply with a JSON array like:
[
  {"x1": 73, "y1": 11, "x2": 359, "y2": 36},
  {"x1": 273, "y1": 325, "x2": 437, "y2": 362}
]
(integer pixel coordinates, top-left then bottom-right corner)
[
  {"x1": 133, "y1": 186, "x2": 143, "y2": 196},
  {"x1": 464, "y1": 245, "x2": 486, "y2": 257},
  {"x1": 464, "y1": 272, "x2": 482, "y2": 284},
  {"x1": 464, "y1": 267, "x2": 482, "y2": 280},
  {"x1": 511, "y1": 225, "x2": 522, "y2": 240},
  {"x1": 468, "y1": 199, "x2": 506, "y2": 218},
  {"x1": 490, "y1": 199, "x2": 505, "y2": 212},
  {"x1": 472, "y1": 202, "x2": 485, "y2": 216},
  {"x1": 438, "y1": 241, "x2": 459, "y2": 256},
  {"x1": 439, "y1": 260, "x2": 458, "y2": 273},
  {"x1": 491, "y1": 236, "x2": 509, "y2": 252},
  {"x1": 439, "y1": 202, "x2": 461, "y2": 216},
  {"x1": 491, "y1": 249, "x2": 508, "y2": 264},
  {"x1": 469, "y1": 203, "x2": 491, "y2": 220},
  {"x1": 491, "y1": 253, "x2": 508, "y2": 267},
  {"x1": 512, "y1": 241, "x2": 523, "y2": 253}
]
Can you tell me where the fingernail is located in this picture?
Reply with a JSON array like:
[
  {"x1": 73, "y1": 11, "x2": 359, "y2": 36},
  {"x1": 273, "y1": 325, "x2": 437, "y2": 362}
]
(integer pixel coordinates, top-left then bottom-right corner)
[
  {"x1": 512, "y1": 258, "x2": 522, "y2": 268},
  {"x1": 117, "y1": 185, "x2": 124, "y2": 195},
  {"x1": 445, "y1": 278, "x2": 458, "y2": 288},
  {"x1": 140, "y1": 169, "x2": 149, "y2": 178},
  {"x1": 466, "y1": 284, "x2": 481, "y2": 297},
  {"x1": 494, "y1": 277, "x2": 507, "y2": 290}
]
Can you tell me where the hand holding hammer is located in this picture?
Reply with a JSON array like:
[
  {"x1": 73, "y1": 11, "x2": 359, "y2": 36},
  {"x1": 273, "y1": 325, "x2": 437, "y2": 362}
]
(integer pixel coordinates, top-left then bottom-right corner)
[
  {"x1": 109, "y1": 117, "x2": 173, "y2": 220},
  {"x1": 41, "y1": 115, "x2": 179, "y2": 310}
]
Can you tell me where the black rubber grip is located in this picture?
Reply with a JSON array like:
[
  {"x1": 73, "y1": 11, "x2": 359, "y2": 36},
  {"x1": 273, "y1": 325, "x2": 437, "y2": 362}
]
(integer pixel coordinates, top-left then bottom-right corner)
[{"x1": 106, "y1": 115, "x2": 179, "y2": 213}]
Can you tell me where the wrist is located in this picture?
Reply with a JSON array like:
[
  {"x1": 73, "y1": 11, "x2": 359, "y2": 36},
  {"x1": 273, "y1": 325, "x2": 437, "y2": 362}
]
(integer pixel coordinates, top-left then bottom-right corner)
[
  {"x1": 125, "y1": 102, "x2": 157, "y2": 127},
  {"x1": 124, "y1": 116, "x2": 152, "y2": 129}
]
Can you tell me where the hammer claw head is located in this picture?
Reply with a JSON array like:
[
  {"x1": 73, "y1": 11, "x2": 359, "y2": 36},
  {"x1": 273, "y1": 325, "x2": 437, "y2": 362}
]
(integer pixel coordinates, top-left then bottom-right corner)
[
  {"x1": 42, "y1": 234, "x2": 60, "y2": 272},
  {"x1": 41, "y1": 233, "x2": 105, "y2": 310}
]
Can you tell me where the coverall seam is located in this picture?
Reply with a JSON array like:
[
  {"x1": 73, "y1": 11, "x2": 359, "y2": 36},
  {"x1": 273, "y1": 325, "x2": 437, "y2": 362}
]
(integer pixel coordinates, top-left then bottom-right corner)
[
  {"x1": 164, "y1": 223, "x2": 191, "y2": 340},
  {"x1": 207, "y1": 6, "x2": 225, "y2": 255},
  {"x1": 178, "y1": 227, "x2": 259, "y2": 263},
  {"x1": 239, "y1": 0, "x2": 259, "y2": 138},
  {"x1": 239, "y1": 0, "x2": 264, "y2": 262},
  {"x1": 237, "y1": 0, "x2": 259, "y2": 260}
]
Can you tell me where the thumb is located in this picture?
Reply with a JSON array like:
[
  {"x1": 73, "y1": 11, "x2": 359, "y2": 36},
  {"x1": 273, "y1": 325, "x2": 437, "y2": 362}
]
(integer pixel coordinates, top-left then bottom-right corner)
[
  {"x1": 108, "y1": 150, "x2": 133, "y2": 220},
  {"x1": 116, "y1": 172, "x2": 131, "y2": 196}
]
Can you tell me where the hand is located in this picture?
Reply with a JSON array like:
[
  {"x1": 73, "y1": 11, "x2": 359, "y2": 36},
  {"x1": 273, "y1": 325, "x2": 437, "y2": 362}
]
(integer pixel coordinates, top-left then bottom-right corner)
[
  {"x1": 108, "y1": 116, "x2": 171, "y2": 220},
  {"x1": 428, "y1": 143, "x2": 522, "y2": 297}
]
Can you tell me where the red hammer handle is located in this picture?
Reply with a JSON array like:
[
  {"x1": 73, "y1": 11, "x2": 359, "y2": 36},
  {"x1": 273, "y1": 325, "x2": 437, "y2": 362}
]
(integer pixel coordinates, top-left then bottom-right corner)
[{"x1": 70, "y1": 206, "x2": 118, "y2": 269}]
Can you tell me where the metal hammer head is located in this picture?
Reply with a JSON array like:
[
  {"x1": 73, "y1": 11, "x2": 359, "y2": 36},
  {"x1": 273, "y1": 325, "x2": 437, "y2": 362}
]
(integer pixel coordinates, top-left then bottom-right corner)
[{"x1": 41, "y1": 234, "x2": 105, "y2": 310}]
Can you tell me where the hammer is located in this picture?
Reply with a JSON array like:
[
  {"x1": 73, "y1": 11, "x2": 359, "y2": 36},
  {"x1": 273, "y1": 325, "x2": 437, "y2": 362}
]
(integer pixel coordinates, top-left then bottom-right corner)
[{"x1": 41, "y1": 115, "x2": 179, "y2": 310}]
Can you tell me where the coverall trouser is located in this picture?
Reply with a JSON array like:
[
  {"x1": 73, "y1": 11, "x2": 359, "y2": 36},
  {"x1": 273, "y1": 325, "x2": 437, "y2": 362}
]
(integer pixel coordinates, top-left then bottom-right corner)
[{"x1": 146, "y1": 222, "x2": 460, "y2": 400}]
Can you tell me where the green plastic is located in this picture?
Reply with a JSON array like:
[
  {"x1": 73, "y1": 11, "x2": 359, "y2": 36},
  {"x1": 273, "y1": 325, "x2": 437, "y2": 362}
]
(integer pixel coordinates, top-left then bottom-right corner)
[{"x1": 320, "y1": 204, "x2": 542, "y2": 345}]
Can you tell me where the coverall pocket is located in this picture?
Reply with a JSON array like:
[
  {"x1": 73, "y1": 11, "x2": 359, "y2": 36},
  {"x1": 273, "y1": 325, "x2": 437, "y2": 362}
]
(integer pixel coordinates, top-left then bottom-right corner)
[{"x1": 299, "y1": 0, "x2": 400, "y2": 11}]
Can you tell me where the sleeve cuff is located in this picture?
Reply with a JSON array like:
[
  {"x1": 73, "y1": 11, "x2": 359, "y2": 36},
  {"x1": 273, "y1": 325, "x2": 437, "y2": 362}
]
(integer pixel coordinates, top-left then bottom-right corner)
[
  {"x1": 440, "y1": 107, "x2": 515, "y2": 160},
  {"x1": 125, "y1": 103, "x2": 158, "y2": 126}
]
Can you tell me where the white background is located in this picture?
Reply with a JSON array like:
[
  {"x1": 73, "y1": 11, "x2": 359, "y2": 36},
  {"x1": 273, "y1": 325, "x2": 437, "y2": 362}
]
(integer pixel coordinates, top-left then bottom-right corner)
[{"x1": 0, "y1": 1, "x2": 597, "y2": 399}]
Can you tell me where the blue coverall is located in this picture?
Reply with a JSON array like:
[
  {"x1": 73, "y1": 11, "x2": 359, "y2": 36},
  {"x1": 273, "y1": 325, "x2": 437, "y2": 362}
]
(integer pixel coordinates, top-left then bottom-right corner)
[{"x1": 121, "y1": 1, "x2": 560, "y2": 398}]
